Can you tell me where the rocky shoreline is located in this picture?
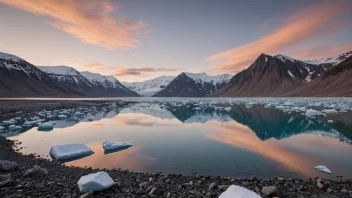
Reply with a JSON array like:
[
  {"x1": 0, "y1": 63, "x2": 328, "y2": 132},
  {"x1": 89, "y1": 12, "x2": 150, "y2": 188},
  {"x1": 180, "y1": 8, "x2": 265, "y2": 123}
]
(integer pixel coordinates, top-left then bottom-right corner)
[{"x1": 0, "y1": 137, "x2": 351, "y2": 198}]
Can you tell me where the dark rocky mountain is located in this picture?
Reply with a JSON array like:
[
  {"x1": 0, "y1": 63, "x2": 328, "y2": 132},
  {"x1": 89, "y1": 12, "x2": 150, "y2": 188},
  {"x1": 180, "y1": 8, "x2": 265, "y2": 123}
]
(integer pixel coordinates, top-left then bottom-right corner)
[
  {"x1": 0, "y1": 52, "x2": 138, "y2": 97},
  {"x1": 153, "y1": 72, "x2": 232, "y2": 97},
  {"x1": 38, "y1": 66, "x2": 139, "y2": 97},
  {"x1": 0, "y1": 52, "x2": 84, "y2": 97},
  {"x1": 286, "y1": 55, "x2": 352, "y2": 97},
  {"x1": 213, "y1": 53, "x2": 341, "y2": 97}
]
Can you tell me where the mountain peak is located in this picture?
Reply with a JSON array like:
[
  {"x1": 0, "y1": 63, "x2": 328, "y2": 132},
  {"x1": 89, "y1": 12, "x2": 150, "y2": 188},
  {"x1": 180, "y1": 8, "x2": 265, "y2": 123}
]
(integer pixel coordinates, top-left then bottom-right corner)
[
  {"x1": 274, "y1": 54, "x2": 295, "y2": 63},
  {"x1": 38, "y1": 65, "x2": 80, "y2": 76},
  {"x1": 0, "y1": 52, "x2": 24, "y2": 62}
]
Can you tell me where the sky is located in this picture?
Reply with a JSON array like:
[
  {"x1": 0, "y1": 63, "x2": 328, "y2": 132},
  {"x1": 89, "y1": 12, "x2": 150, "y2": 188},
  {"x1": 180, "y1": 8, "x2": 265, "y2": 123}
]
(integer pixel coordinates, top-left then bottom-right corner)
[{"x1": 0, "y1": 0, "x2": 351, "y2": 82}]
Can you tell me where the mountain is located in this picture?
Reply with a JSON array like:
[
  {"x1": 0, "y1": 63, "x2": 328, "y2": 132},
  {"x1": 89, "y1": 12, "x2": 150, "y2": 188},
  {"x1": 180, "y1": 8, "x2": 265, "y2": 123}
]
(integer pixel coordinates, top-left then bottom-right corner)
[
  {"x1": 79, "y1": 71, "x2": 139, "y2": 97},
  {"x1": 303, "y1": 51, "x2": 352, "y2": 66},
  {"x1": 213, "y1": 52, "x2": 348, "y2": 97},
  {"x1": 153, "y1": 72, "x2": 232, "y2": 97},
  {"x1": 38, "y1": 66, "x2": 139, "y2": 97},
  {"x1": 122, "y1": 76, "x2": 175, "y2": 96},
  {"x1": 0, "y1": 52, "x2": 84, "y2": 97},
  {"x1": 286, "y1": 55, "x2": 352, "y2": 97}
]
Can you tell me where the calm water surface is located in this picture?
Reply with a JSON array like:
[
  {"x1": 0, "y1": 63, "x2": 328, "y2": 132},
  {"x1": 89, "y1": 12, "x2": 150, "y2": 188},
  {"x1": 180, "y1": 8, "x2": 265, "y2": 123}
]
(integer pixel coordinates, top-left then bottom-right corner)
[{"x1": 6, "y1": 99, "x2": 352, "y2": 179}]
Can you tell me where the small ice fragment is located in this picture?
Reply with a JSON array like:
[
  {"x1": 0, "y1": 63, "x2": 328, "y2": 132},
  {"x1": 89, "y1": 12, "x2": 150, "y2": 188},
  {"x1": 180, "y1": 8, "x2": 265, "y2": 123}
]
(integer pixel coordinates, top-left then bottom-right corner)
[
  {"x1": 315, "y1": 165, "x2": 332, "y2": 174},
  {"x1": 219, "y1": 185, "x2": 261, "y2": 198},
  {"x1": 9, "y1": 125, "x2": 21, "y2": 130},
  {"x1": 103, "y1": 141, "x2": 133, "y2": 151},
  {"x1": 224, "y1": 107, "x2": 231, "y2": 111},
  {"x1": 327, "y1": 120, "x2": 333, "y2": 123},
  {"x1": 49, "y1": 144, "x2": 94, "y2": 161},
  {"x1": 58, "y1": 115, "x2": 67, "y2": 119},
  {"x1": 77, "y1": 171, "x2": 114, "y2": 193},
  {"x1": 38, "y1": 123, "x2": 54, "y2": 131}
]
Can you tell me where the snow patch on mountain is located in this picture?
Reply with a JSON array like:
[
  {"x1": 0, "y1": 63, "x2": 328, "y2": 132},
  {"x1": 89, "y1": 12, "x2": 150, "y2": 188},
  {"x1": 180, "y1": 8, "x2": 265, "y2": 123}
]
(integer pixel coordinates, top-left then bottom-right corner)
[
  {"x1": 183, "y1": 72, "x2": 233, "y2": 86},
  {"x1": 38, "y1": 66, "x2": 81, "y2": 76},
  {"x1": 0, "y1": 52, "x2": 24, "y2": 62},
  {"x1": 122, "y1": 76, "x2": 175, "y2": 96},
  {"x1": 81, "y1": 71, "x2": 125, "y2": 90},
  {"x1": 302, "y1": 51, "x2": 352, "y2": 66},
  {"x1": 274, "y1": 54, "x2": 295, "y2": 63}
]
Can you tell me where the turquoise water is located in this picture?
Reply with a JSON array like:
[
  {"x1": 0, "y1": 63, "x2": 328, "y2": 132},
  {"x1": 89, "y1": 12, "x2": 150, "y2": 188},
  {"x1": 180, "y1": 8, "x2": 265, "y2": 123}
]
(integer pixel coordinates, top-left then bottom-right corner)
[{"x1": 6, "y1": 99, "x2": 352, "y2": 179}]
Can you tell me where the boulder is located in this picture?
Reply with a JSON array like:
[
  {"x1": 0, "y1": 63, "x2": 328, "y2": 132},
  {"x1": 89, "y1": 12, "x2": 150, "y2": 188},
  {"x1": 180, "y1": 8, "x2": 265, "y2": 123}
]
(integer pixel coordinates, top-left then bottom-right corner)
[
  {"x1": 23, "y1": 165, "x2": 48, "y2": 177},
  {"x1": 0, "y1": 160, "x2": 18, "y2": 171}
]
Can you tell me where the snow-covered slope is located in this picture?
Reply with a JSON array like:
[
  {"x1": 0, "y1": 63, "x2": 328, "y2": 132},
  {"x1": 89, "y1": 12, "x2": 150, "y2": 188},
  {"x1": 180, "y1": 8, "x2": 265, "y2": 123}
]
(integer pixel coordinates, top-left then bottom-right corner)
[
  {"x1": 303, "y1": 51, "x2": 352, "y2": 66},
  {"x1": 122, "y1": 76, "x2": 175, "y2": 96},
  {"x1": 0, "y1": 52, "x2": 84, "y2": 97},
  {"x1": 80, "y1": 71, "x2": 139, "y2": 96},
  {"x1": 39, "y1": 66, "x2": 81, "y2": 76},
  {"x1": 183, "y1": 72, "x2": 233, "y2": 86},
  {"x1": 154, "y1": 72, "x2": 233, "y2": 97}
]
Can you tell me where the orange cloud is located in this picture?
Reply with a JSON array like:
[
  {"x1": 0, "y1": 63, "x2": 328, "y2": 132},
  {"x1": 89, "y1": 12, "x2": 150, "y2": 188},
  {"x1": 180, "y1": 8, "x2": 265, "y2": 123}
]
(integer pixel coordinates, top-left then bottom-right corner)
[
  {"x1": 0, "y1": 0, "x2": 148, "y2": 49},
  {"x1": 207, "y1": 1, "x2": 352, "y2": 73},
  {"x1": 84, "y1": 62, "x2": 104, "y2": 69},
  {"x1": 111, "y1": 66, "x2": 180, "y2": 77},
  {"x1": 287, "y1": 44, "x2": 352, "y2": 60}
]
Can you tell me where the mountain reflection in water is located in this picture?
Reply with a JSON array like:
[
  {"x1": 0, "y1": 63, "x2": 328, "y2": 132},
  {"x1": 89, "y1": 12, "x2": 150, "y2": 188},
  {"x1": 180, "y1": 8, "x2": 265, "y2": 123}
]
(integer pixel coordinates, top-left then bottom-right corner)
[{"x1": 8, "y1": 102, "x2": 352, "y2": 178}]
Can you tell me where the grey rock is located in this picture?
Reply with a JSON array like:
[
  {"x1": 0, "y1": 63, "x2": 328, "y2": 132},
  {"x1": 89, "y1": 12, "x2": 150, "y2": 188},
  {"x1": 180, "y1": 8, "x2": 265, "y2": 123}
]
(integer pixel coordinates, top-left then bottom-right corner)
[
  {"x1": 0, "y1": 174, "x2": 11, "y2": 181},
  {"x1": 341, "y1": 189, "x2": 348, "y2": 193},
  {"x1": 327, "y1": 188, "x2": 332, "y2": 193},
  {"x1": 23, "y1": 165, "x2": 48, "y2": 177},
  {"x1": 208, "y1": 182, "x2": 217, "y2": 190},
  {"x1": 80, "y1": 191, "x2": 94, "y2": 198},
  {"x1": 139, "y1": 182, "x2": 148, "y2": 189},
  {"x1": 0, "y1": 160, "x2": 18, "y2": 171},
  {"x1": 0, "y1": 179, "x2": 14, "y2": 188},
  {"x1": 148, "y1": 187, "x2": 160, "y2": 195},
  {"x1": 136, "y1": 188, "x2": 145, "y2": 194},
  {"x1": 218, "y1": 185, "x2": 230, "y2": 191},
  {"x1": 261, "y1": 186, "x2": 277, "y2": 196}
]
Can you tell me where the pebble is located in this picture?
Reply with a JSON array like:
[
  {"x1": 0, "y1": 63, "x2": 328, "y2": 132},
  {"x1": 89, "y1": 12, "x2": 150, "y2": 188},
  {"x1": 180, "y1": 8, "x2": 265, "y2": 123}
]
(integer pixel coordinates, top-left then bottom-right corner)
[{"x1": 262, "y1": 186, "x2": 277, "y2": 196}]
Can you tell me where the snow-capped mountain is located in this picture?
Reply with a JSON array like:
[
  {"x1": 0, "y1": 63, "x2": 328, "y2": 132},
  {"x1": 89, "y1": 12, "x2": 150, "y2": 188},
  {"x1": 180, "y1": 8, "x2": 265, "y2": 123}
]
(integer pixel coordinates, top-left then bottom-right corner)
[
  {"x1": 303, "y1": 51, "x2": 352, "y2": 66},
  {"x1": 0, "y1": 52, "x2": 83, "y2": 97},
  {"x1": 154, "y1": 72, "x2": 233, "y2": 97},
  {"x1": 122, "y1": 76, "x2": 175, "y2": 96}
]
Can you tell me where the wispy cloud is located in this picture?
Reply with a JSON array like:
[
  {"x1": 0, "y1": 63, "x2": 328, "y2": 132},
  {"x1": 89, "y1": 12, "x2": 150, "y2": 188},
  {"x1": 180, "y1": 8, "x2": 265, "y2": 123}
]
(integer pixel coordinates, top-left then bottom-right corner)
[
  {"x1": 207, "y1": 1, "x2": 352, "y2": 73},
  {"x1": 0, "y1": 0, "x2": 148, "y2": 49},
  {"x1": 84, "y1": 62, "x2": 104, "y2": 69},
  {"x1": 112, "y1": 67, "x2": 180, "y2": 77}
]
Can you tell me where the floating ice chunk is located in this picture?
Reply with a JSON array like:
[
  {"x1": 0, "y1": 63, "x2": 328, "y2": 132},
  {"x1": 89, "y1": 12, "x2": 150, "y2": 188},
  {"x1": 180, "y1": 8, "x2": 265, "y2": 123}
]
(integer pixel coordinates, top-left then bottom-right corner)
[
  {"x1": 9, "y1": 125, "x2": 21, "y2": 130},
  {"x1": 38, "y1": 123, "x2": 54, "y2": 131},
  {"x1": 49, "y1": 144, "x2": 94, "y2": 161},
  {"x1": 58, "y1": 115, "x2": 67, "y2": 119},
  {"x1": 323, "y1": 109, "x2": 337, "y2": 114},
  {"x1": 219, "y1": 185, "x2": 261, "y2": 198},
  {"x1": 327, "y1": 120, "x2": 334, "y2": 123},
  {"x1": 2, "y1": 119, "x2": 16, "y2": 125},
  {"x1": 77, "y1": 171, "x2": 114, "y2": 193},
  {"x1": 306, "y1": 109, "x2": 324, "y2": 116},
  {"x1": 315, "y1": 165, "x2": 332, "y2": 174},
  {"x1": 284, "y1": 101, "x2": 293, "y2": 106},
  {"x1": 103, "y1": 141, "x2": 133, "y2": 151},
  {"x1": 224, "y1": 107, "x2": 231, "y2": 111}
]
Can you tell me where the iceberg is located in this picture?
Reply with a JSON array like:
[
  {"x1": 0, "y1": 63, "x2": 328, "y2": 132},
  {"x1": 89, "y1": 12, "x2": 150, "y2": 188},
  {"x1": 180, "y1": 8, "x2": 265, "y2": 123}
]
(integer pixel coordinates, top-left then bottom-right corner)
[
  {"x1": 224, "y1": 107, "x2": 231, "y2": 111},
  {"x1": 315, "y1": 165, "x2": 332, "y2": 174},
  {"x1": 49, "y1": 144, "x2": 94, "y2": 161},
  {"x1": 37, "y1": 123, "x2": 54, "y2": 131},
  {"x1": 219, "y1": 185, "x2": 262, "y2": 198},
  {"x1": 103, "y1": 141, "x2": 133, "y2": 151},
  {"x1": 77, "y1": 171, "x2": 115, "y2": 193}
]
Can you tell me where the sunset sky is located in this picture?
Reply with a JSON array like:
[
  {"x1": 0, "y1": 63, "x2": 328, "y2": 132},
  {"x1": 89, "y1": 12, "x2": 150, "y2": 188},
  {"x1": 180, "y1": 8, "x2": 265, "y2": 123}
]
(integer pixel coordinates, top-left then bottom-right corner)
[{"x1": 0, "y1": 0, "x2": 351, "y2": 82}]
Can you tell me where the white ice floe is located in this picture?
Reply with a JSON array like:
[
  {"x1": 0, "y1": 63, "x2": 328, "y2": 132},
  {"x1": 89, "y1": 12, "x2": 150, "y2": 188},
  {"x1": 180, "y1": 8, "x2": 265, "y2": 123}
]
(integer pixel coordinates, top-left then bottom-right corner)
[
  {"x1": 224, "y1": 107, "x2": 231, "y2": 111},
  {"x1": 327, "y1": 120, "x2": 334, "y2": 123},
  {"x1": 305, "y1": 109, "x2": 324, "y2": 116},
  {"x1": 219, "y1": 185, "x2": 262, "y2": 198},
  {"x1": 2, "y1": 119, "x2": 16, "y2": 125},
  {"x1": 58, "y1": 115, "x2": 67, "y2": 119},
  {"x1": 9, "y1": 125, "x2": 21, "y2": 130},
  {"x1": 315, "y1": 165, "x2": 332, "y2": 174},
  {"x1": 37, "y1": 123, "x2": 54, "y2": 131},
  {"x1": 77, "y1": 171, "x2": 115, "y2": 193},
  {"x1": 103, "y1": 141, "x2": 133, "y2": 151},
  {"x1": 49, "y1": 144, "x2": 94, "y2": 161}
]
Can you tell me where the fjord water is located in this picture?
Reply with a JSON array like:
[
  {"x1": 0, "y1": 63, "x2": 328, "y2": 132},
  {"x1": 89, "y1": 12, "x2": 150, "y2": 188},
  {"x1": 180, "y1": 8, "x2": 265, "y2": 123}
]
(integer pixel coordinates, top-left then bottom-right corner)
[{"x1": 8, "y1": 100, "x2": 352, "y2": 179}]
